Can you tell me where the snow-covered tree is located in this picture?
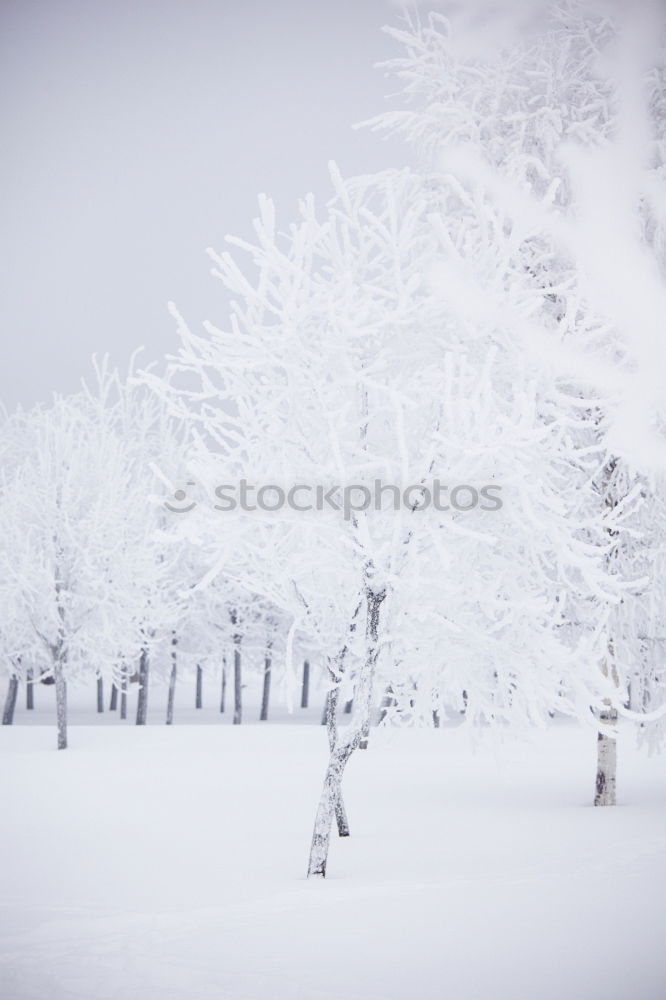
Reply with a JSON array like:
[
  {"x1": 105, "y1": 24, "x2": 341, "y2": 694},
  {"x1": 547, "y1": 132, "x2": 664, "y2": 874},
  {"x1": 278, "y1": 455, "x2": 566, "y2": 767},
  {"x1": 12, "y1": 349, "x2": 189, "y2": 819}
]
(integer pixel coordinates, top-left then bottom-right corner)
[
  {"x1": 0, "y1": 361, "x2": 187, "y2": 747},
  {"x1": 148, "y1": 140, "x2": 614, "y2": 875},
  {"x1": 146, "y1": 166, "x2": 448, "y2": 873},
  {"x1": 369, "y1": 0, "x2": 666, "y2": 804}
]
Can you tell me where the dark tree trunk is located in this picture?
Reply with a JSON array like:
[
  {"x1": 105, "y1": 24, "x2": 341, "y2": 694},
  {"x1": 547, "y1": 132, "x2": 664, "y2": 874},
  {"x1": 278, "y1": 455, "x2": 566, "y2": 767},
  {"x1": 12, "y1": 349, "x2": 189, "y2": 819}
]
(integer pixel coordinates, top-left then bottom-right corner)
[
  {"x1": 109, "y1": 682, "x2": 118, "y2": 711},
  {"x1": 2, "y1": 676, "x2": 18, "y2": 725},
  {"x1": 96, "y1": 676, "x2": 104, "y2": 713},
  {"x1": 230, "y1": 610, "x2": 242, "y2": 726},
  {"x1": 220, "y1": 659, "x2": 226, "y2": 713},
  {"x1": 260, "y1": 650, "x2": 271, "y2": 721},
  {"x1": 301, "y1": 659, "x2": 310, "y2": 708},
  {"x1": 233, "y1": 640, "x2": 242, "y2": 725},
  {"x1": 166, "y1": 633, "x2": 177, "y2": 725},
  {"x1": 196, "y1": 664, "x2": 203, "y2": 709},
  {"x1": 343, "y1": 699, "x2": 353, "y2": 714},
  {"x1": 26, "y1": 667, "x2": 34, "y2": 710},
  {"x1": 136, "y1": 649, "x2": 149, "y2": 725},
  {"x1": 119, "y1": 668, "x2": 128, "y2": 720}
]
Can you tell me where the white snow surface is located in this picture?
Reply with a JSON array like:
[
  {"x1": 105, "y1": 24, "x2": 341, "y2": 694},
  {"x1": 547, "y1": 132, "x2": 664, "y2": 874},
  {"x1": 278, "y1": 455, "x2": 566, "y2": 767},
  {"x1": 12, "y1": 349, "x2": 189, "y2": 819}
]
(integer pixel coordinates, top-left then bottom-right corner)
[{"x1": 1, "y1": 720, "x2": 665, "y2": 1000}]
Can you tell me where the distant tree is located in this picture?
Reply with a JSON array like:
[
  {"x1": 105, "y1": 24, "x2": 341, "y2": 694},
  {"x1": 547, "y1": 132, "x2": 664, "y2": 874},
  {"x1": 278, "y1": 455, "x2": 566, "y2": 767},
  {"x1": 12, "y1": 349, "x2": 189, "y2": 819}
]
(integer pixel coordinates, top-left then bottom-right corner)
[{"x1": 0, "y1": 361, "x2": 186, "y2": 748}]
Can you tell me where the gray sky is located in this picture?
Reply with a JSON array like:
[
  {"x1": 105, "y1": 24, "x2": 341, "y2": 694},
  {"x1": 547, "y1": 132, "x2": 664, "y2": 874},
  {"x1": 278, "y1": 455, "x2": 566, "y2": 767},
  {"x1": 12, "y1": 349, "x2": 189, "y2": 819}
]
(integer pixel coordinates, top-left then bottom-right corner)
[{"x1": 1, "y1": 0, "x2": 407, "y2": 409}]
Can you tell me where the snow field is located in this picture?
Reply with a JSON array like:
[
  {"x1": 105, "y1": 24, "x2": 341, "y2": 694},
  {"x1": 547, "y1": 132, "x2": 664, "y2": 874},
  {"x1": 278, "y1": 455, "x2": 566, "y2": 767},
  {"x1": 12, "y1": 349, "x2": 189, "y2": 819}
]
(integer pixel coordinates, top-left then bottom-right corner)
[{"x1": 1, "y1": 722, "x2": 665, "y2": 999}]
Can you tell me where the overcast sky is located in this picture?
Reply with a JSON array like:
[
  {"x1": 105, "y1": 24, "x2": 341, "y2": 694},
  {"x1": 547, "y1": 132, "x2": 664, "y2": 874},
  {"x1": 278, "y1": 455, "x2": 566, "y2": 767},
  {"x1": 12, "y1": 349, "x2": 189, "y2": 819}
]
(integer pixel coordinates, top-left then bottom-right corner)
[{"x1": 1, "y1": 0, "x2": 408, "y2": 410}]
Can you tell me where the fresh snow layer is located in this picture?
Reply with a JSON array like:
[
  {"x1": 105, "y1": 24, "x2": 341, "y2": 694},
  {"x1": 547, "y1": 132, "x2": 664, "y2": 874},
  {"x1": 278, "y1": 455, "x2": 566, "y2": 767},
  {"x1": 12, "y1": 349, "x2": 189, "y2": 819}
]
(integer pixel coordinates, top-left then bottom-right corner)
[{"x1": 1, "y1": 722, "x2": 665, "y2": 999}]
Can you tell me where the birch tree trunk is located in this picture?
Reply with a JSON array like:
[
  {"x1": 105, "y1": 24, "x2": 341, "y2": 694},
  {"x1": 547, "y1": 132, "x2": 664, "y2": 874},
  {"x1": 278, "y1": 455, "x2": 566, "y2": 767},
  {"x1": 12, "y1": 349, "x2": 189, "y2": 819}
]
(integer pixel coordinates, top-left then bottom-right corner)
[
  {"x1": 307, "y1": 744, "x2": 354, "y2": 878},
  {"x1": 301, "y1": 659, "x2": 310, "y2": 708},
  {"x1": 2, "y1": 677, "x2": 18, "y2": 725},
  {"x1": 260, "y1": 650, "x2": 271, "y2": 721},
  {"x1": 26, "y1": 668, "x2": 34, "y2": 710},
  {"x1": 594, "y1": 458, "x2": 621, "y2": 806},
  {"x1": 595, "y1": 703, "x2": 618, "y2": 806},
  {"x1": 322, "y1": 686, "x2": 350, "y2": 838},
  {"x1": 53, "y1": 656, "x2": 67, "y2": 750},
  {"x1": 136, "y1": 649, "x2": 149, "y2": 725},
  {"x1": 96, "y1": 676, "x2": 104, "y2": 713},
  {"x1": 166, "y1": 634, "x2": 177, "y2": 725},
  {"x1": 307, "y1": 588, "x2": 385, "y2": 878},
  {"x1": 195, "y1": 664, "x2": 203, "y2": 709}
]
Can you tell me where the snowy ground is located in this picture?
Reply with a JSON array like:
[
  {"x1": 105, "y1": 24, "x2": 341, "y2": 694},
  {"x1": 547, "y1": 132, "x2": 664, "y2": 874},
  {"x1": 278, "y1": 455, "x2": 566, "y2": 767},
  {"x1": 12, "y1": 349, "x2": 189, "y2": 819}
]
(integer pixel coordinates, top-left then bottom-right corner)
[{"x1": 1, "y1": 703, "x2": 665, "y2": 998}]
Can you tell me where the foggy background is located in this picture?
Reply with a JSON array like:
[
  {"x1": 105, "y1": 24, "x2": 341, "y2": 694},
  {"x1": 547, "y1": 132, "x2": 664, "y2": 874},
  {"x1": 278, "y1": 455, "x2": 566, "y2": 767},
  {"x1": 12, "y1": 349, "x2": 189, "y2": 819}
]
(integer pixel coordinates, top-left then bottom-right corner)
[{"x1": 1, "y1": 0, "x2": 406, "y2": 410}]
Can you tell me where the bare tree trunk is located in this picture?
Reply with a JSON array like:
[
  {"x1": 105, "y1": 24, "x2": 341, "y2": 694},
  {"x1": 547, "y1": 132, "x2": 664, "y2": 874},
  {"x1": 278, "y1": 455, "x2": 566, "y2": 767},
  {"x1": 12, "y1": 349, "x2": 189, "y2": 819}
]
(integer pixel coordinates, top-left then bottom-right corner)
[
  {"x1": 233, "y1": 640, "x2": 242, "y2": 725},
  {"x1": 26, "y1": 667, "x2": 34, "y2": 710},
  {"x1": 308, "y1": 588, "x2": 385, "y2": 877},
  {"x1": 96, "y1": 676, "x2": 104, "y2": 713},
  {"x1": 594, "y1": 458, "x2": 622, "y2": 807},
  {"x1": 119, "y1": 667, "x2": 128, "y2": 720},
  {"x1": 260, "y1": 650, "x2": 271, "y2": 721},
  {"x1": 301, "y1": 659, "x2": 310, "y2": 708},
  {"x1": 594, "y1": 704, "x2": 618, "y2": 806},
  {"x1": 136, "y1": 649, "x2": 149, "y2": 725},
  {"x1": 322, "y1": 687, "x2": 350, "y2": 838},
  {"x1": 166, "y1": 633, "x2": 177, "y2": 725},
  {"x1": 52, "y1": 532, "x2": 68, "y2": 749},
  {"x1": 230, "y1": 611, "x2": 242, "y2": 725},
  {"x1": 2, "y1": 677, "x2": 18, "y2": 725},
  {"x1": 54, "y1": 657, "x2": 67, "y2": 750},
  {"x1": 343, "y1": 699, "x2": 353, "y2": 714},
  {"x1": 195, "y1": 664, "x2": 203, "y2": 709},
  {"x1": 220, "y1": 657, "x2": 226, "y2": 713},
  {"x1": 109, "y1": 683, "x2": 118, "y2": 711},
  {"x1": 307, "y1": 744, "x2": 354, "y2": 878}
]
